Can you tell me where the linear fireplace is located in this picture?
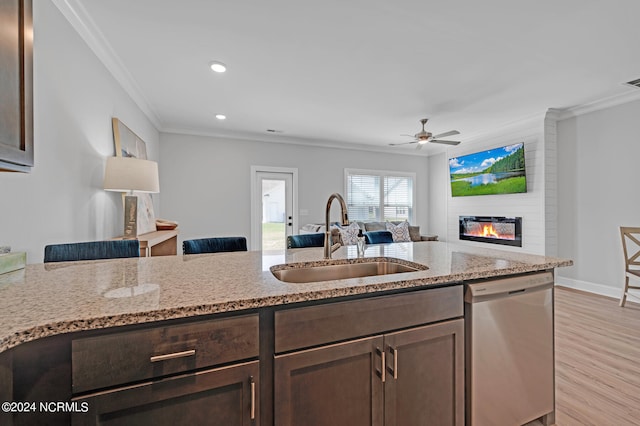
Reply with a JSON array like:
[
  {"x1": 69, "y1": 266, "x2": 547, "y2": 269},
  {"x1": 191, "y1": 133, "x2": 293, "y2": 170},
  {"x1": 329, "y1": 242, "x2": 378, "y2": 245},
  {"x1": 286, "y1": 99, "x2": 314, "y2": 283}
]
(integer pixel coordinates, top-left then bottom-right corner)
[{"x1": 459, "y1": 216, "x2": 522, "y2": 247}]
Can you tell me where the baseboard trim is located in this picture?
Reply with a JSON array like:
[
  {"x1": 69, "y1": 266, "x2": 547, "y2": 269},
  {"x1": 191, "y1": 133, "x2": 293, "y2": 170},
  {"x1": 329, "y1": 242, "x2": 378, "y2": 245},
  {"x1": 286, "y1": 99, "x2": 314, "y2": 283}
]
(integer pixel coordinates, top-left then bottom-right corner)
[{"x1": 554, "y1": 276, "x2": 622, "y2": 299}]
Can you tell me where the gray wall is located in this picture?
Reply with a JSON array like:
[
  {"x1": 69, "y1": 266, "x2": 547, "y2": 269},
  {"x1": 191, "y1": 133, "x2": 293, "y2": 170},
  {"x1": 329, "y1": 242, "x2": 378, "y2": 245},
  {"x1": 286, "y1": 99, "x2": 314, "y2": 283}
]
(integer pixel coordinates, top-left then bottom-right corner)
[
  {"x1": 0, "y1": 1, "x2": 159, "y2": 263},
  {"x1": 557, "y1": 99, "x2": 640, "y2": 296},
  {"x1": 159, "y1": 133, "x2": 430, "y2": 248}
]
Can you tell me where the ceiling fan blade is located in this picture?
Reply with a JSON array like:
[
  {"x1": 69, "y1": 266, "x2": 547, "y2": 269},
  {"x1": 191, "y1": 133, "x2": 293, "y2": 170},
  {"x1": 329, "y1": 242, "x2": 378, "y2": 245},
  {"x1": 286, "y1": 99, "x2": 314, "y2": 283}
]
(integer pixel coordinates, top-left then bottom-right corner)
[
  {"x1": 432, "y1": 130, "x2": 460, "y2": 139},
  {"x1": 431, "y1": 139, "x2": 461, "y2": 146},
  {"x1": 415, "y1": 142, "x2": 424, "y2": 150},
  {"x1": 389, "y1": 140, "x2": 418, "y2": 146}
]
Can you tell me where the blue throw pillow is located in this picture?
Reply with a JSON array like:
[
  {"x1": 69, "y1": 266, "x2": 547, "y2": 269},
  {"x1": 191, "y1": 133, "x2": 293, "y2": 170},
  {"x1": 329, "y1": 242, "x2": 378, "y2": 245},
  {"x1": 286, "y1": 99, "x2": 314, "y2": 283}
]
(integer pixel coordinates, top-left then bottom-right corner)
[{"x1": 364, "y1": 231, "x2": 394, "y2": 244}]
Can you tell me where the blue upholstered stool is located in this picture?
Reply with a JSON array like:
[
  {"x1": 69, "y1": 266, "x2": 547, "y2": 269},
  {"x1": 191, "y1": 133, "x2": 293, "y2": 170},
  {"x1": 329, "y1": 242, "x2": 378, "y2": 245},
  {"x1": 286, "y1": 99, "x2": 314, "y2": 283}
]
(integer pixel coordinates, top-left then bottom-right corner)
[
  {"x1": 44, "y1": 240, "x2": 140, "y2": 263},
  {"x1": 364, "y1": 231, "x2": 394, "y2": 244},
  {"x1": 182, "y1": 237, "x2": 248, "y2": 255},
  {"x1": 287, "y1": 233, "x2": 325, "y2": 249}
]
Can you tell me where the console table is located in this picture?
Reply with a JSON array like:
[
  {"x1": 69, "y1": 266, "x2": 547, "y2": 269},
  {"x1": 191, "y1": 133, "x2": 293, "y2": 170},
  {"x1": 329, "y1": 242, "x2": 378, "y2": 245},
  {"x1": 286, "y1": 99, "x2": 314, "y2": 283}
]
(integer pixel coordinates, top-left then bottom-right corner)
[{"x1": 115, "y1": 229, "x2": 178, "y2": 257}]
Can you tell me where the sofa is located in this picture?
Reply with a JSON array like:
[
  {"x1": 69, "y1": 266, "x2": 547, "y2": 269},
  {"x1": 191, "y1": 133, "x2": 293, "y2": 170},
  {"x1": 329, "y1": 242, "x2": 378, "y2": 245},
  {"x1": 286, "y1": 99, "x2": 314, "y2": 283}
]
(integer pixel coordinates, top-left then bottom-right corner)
[{"x1": 299, "y1": 221, "x2": 438, "y2": 246}]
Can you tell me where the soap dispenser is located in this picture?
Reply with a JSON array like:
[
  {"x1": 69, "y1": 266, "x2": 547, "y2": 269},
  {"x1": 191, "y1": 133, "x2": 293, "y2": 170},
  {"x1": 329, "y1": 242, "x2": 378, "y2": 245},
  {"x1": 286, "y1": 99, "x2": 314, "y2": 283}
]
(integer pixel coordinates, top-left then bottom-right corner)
[{"x1": 356, "y1": 229, "x2": 365, "y2": 257}]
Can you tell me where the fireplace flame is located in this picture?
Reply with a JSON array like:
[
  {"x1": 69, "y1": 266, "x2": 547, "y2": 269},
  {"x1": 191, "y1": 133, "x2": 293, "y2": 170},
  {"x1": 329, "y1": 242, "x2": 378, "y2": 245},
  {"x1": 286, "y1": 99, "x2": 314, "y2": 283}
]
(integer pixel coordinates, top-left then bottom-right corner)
[
  {"x1": 466, "y1": 223, "x2": 512, "y2": 239},
  {"x1": 482, "y1": 224, "x2": 499, "y2": 238},
  {"x1": 460, "y1": 217, "x2": 520, "y2": 245}
]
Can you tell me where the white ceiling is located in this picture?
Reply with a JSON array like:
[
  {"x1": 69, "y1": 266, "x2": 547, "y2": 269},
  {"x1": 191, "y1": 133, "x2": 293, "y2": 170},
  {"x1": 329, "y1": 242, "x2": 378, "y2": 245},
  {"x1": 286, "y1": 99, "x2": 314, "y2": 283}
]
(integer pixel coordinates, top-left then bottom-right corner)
[{"x1": 56, "y1": 0, "x2": 640, "y2": 155}]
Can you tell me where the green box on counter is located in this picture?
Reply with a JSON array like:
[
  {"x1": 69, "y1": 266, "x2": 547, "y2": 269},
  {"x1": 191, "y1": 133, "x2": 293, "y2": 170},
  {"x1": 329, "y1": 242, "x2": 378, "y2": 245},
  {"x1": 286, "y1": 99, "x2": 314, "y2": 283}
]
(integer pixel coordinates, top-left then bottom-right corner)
[{"x1": 0, "y1": 252, "x2": 26, "y2": 275}]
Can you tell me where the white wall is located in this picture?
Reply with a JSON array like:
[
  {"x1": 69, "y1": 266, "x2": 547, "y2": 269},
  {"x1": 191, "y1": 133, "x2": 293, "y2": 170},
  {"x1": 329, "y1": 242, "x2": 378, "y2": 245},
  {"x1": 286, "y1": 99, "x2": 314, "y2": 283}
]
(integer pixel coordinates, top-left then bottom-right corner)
[
  {"x1": 427, "y1": 152, "x2": 448, "y2": 240},
  {"x1": 0, "y1": 1, "x2": 159, "y2": 263},
  {"x1": 428, "y1": 116, "x2": 550, "y2": 255},
  {"x1": 159, "y1": 133, "x2": 430, "y2": 248},
  {"x1": 556, "y1": 99, "x2": 640, "y2": 297}
]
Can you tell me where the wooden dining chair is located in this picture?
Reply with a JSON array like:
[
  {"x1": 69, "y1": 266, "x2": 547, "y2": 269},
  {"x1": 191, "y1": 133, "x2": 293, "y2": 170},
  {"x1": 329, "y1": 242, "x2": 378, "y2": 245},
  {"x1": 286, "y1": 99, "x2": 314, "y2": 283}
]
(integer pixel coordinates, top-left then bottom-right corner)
[{"x1": 619, "y1": 227, "x2": 640, "y2": 307}]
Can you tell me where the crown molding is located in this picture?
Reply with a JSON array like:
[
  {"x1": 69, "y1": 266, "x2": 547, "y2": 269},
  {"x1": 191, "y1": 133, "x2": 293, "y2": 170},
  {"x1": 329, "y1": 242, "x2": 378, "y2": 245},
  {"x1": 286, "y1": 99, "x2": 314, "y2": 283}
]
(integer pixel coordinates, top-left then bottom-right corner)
[
  {"x1": 459, "y1": 111, "x2": 548, "y2": 143},
  {"x1": 161, "y1": 126, "x2": 433, "y2": 157},
  {"x1": 51, "y1": 0, "x2": 162, "y2": 129},
  {"x1": 556, "y1": 89, "x2": 640, "y2": 120}
]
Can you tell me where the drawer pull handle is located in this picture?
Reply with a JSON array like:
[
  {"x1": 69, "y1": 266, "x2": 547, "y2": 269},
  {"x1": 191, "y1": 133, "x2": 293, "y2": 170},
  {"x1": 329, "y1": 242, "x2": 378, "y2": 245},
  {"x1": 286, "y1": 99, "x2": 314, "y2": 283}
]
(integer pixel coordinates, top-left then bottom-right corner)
[
  {"x1": 150, "y1": 349, "x2": 196, "y2": 362},
  {"x1": 250, "y1": 376, "x2": 256, "y2": 420},
  {"x1": 375, "y1": 347, "x2": 386, "y2": 383},
  {"x1": 392, "y1": 346, "x2": 398, "y2": 380}
]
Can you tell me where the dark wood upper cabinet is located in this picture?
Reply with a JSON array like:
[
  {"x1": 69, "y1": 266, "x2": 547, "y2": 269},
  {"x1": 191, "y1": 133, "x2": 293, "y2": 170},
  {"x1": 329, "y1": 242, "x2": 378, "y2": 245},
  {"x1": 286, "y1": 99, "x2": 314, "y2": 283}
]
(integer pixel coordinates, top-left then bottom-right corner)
[{"x1": 0, "y1": 0, "x2": 34, "y2": 172}]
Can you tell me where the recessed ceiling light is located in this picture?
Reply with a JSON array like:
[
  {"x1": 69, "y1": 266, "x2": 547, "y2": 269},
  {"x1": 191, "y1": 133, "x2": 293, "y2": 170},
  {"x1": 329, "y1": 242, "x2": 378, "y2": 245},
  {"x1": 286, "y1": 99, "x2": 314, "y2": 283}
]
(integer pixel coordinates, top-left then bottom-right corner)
[
  {"x1": 215, "y1": 114, "x2": 226, "y2": 120},
  {"x1": 210, "y1": 61, "x2": 227, "y2": 73}
]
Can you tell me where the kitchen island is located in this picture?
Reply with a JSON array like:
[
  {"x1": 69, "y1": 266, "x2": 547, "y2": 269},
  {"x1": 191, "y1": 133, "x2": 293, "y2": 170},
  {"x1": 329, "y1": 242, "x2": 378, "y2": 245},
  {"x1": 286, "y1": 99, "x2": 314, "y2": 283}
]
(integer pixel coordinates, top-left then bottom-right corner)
[{"x1": 0, "y1": 241, "x2": 571, "y2": 425}]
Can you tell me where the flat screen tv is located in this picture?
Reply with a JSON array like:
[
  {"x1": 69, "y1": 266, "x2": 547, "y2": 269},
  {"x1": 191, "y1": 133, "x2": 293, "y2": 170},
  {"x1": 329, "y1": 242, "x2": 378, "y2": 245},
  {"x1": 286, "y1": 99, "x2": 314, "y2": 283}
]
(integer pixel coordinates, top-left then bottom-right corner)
[{"x1": 449, "y1": 142, "x2": 527, "y2": 197}]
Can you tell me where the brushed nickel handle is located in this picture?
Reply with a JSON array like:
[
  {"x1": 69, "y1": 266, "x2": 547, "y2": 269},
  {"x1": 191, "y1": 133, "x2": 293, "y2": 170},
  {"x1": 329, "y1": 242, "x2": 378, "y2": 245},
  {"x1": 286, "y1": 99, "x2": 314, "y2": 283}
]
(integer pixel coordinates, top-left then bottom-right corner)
[
  {"x1": 149, "y1": 349, "x2": 196, "y2": 362},
  {"x1": 392, "y1": 347, "x2": 398, "y2": 380},
  {"x1": 250, "y1": 376, "x2": 256, "y2": 420},
  {"x1": 379, "y1": 348, "x2": 386, "y2": 383}
]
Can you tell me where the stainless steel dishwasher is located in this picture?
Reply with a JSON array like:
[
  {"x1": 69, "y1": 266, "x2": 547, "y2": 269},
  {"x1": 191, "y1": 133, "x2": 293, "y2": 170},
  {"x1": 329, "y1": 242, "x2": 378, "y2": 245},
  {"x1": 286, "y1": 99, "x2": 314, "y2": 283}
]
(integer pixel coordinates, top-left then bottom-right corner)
[{"x1": 465, "y1": 271, "x2": 555, "y2": 426}]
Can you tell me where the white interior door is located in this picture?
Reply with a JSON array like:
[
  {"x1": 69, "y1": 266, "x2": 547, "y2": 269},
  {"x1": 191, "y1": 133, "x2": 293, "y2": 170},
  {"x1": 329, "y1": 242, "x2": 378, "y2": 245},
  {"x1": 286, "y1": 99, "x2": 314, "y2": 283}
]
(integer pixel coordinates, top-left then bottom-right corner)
[{"x1": 251, "y1": 167, "x2": 297, "y2": 252}]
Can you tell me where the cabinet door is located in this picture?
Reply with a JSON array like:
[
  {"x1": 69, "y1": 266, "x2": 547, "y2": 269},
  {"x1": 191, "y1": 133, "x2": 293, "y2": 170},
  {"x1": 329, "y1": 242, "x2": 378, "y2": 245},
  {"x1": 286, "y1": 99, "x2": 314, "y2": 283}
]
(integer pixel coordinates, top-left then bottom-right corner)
[
  {"x1": 274, "y1": 336, "x2": 384, "y2": 426},
  {"x1": 72, "y1": 360, "x2": 259, "y2": 426},
  {"x1": 384, "y1": 319, "x2": 464, "y2": 426}
]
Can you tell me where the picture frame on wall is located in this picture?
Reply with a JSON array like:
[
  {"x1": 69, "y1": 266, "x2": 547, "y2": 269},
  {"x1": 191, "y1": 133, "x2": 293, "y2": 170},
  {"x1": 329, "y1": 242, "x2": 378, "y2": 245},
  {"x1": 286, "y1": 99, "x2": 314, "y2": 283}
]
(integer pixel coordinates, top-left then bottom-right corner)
[
  {"x1": 111, "y1": 117, "x2": 157, "y2": 235},
  {"x1": 0, "y1": 0, "x2": 33, "y2": 172}
]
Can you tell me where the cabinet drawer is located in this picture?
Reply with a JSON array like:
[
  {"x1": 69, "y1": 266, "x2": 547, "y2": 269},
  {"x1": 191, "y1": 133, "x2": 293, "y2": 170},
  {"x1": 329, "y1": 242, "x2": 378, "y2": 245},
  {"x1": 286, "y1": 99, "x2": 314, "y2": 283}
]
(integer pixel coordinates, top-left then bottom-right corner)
[
  {"x1": 275, "y1": 285, "x2": 462, "y2": 353},
  {"x1": 72, "y1": 314, "x2": 259, "y2": 394},
  {"x1": 72, "y1": 361, "x2": 260, "y2": 426}
]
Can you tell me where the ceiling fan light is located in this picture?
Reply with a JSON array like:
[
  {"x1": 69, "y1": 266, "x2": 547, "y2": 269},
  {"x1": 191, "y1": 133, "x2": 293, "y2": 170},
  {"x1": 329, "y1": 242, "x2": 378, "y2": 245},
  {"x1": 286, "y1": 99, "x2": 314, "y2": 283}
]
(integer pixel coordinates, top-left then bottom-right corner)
[{"x1": 210, "y1": 61, "x2": 227, "y2": 73}]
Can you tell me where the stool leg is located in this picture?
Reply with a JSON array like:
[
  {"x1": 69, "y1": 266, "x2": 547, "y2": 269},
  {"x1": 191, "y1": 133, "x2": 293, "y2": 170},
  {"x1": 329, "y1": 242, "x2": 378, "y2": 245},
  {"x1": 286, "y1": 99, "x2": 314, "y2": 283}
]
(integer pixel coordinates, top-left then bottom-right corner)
[{"x1": 620, "y1": 275, "x2": 629, "y2": 307}]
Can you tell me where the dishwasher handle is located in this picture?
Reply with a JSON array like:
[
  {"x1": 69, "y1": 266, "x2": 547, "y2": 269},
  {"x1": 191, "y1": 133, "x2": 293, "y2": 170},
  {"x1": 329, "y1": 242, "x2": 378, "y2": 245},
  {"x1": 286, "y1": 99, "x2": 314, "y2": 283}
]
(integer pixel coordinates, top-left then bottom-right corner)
[{"x1": 465, "y1": 271, "x2": 553, "y2": 303}]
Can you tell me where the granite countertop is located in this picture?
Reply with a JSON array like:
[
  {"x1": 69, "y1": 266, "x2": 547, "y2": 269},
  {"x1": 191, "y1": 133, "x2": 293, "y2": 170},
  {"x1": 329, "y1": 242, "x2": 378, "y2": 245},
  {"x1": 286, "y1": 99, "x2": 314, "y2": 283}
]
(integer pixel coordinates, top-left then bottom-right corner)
[{"x1": 0, "y1": 241, "x2": 572, "y2": 353}]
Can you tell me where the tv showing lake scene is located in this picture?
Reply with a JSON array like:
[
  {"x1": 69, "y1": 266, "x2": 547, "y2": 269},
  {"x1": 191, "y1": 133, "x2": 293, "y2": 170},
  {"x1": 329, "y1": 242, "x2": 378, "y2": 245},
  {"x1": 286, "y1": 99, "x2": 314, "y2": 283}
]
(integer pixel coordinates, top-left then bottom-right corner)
[{"x1": 449, "y1": 142, "x2": 527, "y2": 197}]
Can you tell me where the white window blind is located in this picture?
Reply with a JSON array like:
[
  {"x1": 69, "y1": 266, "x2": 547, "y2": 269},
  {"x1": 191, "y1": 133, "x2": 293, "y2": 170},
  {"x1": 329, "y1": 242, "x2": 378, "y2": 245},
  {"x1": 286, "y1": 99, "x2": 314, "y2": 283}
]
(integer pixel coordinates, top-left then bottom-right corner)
[
  {"x1": 347, "y1": 174, "x2": 380, "y2": 221},
  {"x1": 384, "y1": 176, "x2": 413, "y2": 221},
  {"x1": 345, "y1": 170, "x2": 415, "y2": 222}
]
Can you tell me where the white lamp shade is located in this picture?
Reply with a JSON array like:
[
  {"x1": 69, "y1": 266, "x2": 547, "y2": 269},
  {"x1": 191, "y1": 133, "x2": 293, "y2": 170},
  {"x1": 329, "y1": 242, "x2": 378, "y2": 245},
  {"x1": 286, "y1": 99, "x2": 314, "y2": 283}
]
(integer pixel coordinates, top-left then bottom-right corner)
[{"x1": 103, "y1": 156, "x2": 160, "y2": 193}]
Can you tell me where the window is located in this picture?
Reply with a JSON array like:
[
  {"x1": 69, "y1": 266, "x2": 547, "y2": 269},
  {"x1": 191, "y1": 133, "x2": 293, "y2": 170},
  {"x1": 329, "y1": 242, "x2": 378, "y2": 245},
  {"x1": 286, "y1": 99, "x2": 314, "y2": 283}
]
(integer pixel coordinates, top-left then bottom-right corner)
[{"x1": 345, "y1": 169, "x2": 415, "y2": 223}]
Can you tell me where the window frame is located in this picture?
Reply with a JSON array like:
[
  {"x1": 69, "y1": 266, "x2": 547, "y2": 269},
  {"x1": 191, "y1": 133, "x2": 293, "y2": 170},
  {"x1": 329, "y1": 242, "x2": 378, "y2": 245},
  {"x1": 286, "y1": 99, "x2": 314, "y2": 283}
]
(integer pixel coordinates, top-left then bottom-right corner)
[{"x1": 344, "y1": 168, "x2": 417, "y2": 223}]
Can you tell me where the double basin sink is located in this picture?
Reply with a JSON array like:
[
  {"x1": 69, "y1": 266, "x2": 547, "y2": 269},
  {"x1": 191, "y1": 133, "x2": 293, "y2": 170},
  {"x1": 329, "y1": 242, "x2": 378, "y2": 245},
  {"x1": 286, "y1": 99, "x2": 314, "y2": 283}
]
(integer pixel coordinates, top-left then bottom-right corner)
[{"x1": 271, "y1": 258, "x2": 428, "y2": 283}]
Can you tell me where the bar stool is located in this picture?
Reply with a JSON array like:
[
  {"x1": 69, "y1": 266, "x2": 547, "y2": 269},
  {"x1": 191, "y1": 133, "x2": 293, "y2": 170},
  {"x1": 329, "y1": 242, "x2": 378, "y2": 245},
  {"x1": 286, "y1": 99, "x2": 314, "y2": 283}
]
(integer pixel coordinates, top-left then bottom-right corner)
[
  {"x1": 619, "y1": 226, "x2": 640, "y2": 307},
  {"x1": 182, "y1": 236, "x2": 247, "y2": 255},
  {"x1": 287, "y1": 233, "x2": 324, "y2": 248},
  {"x1": 44, "y1": 240, "x2": 140, "y2": 263}
]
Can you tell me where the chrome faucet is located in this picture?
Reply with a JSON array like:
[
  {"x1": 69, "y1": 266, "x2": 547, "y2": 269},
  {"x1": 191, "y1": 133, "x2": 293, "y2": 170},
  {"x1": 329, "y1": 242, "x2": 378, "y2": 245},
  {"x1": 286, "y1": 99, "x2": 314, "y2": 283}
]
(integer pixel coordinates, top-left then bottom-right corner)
[{"x1": 324, "y1": 193, "x2": 349, "y2": 259}]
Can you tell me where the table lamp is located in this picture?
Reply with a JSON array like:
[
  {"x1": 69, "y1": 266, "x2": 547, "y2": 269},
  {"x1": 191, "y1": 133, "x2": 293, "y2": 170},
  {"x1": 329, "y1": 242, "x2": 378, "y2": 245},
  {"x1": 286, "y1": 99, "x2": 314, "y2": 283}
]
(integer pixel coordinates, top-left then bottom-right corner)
[{"x1": 104, "y1": 156, "x2": 160, "y2": 239}]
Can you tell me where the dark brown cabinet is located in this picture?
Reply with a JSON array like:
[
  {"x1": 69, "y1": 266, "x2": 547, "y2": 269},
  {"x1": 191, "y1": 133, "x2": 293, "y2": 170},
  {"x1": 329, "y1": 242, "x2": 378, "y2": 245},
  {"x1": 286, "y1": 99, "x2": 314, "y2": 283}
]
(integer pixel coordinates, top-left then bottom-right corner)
[
  {"x1": 274, "y1": 286, "x2": 464, "y2": 426},
  {"x1": 384, "y1": 320, "x2": 464, "y2": 426},
  {"x1": 274, "y1": 336, "x2": 385, "y2": 426},
  {"x1": 0, "y1": 0, "x2": 33, "y2": 173},
  {"x1": 274, "y1": 321, "x2": 463, "y2": 426},
  {"x1": 73, "y1": 361, "x2": 259, "y2": 426},
  {"x1": 70, "y1": 313, "x2": 260, "y2": 426},
  {"x1": 1, "y1": 285, "x2": 463, "y2": 426}
]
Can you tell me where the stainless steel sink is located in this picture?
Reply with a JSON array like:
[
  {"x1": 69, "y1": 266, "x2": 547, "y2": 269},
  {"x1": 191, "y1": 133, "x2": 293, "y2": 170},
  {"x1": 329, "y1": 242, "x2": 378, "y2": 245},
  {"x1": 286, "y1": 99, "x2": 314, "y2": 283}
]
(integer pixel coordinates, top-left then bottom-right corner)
[{"x1": 271, "y1": 258, "x2": 427, "y2": 283}]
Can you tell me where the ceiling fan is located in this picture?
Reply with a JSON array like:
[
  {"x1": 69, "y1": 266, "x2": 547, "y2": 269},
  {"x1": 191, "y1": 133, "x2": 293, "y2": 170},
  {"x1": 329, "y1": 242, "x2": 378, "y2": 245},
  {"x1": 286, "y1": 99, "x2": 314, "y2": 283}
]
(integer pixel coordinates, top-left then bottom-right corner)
[{"x1": 389, "y1": 118, "x2": 461, "y2": 150}]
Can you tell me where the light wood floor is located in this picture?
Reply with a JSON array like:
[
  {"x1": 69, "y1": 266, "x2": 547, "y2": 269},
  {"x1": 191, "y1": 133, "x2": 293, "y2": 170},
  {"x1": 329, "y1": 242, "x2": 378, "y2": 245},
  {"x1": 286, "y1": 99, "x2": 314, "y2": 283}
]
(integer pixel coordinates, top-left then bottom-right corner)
[{"x1": 554, "y1": 286, "x2": 640, "y2": 425}]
